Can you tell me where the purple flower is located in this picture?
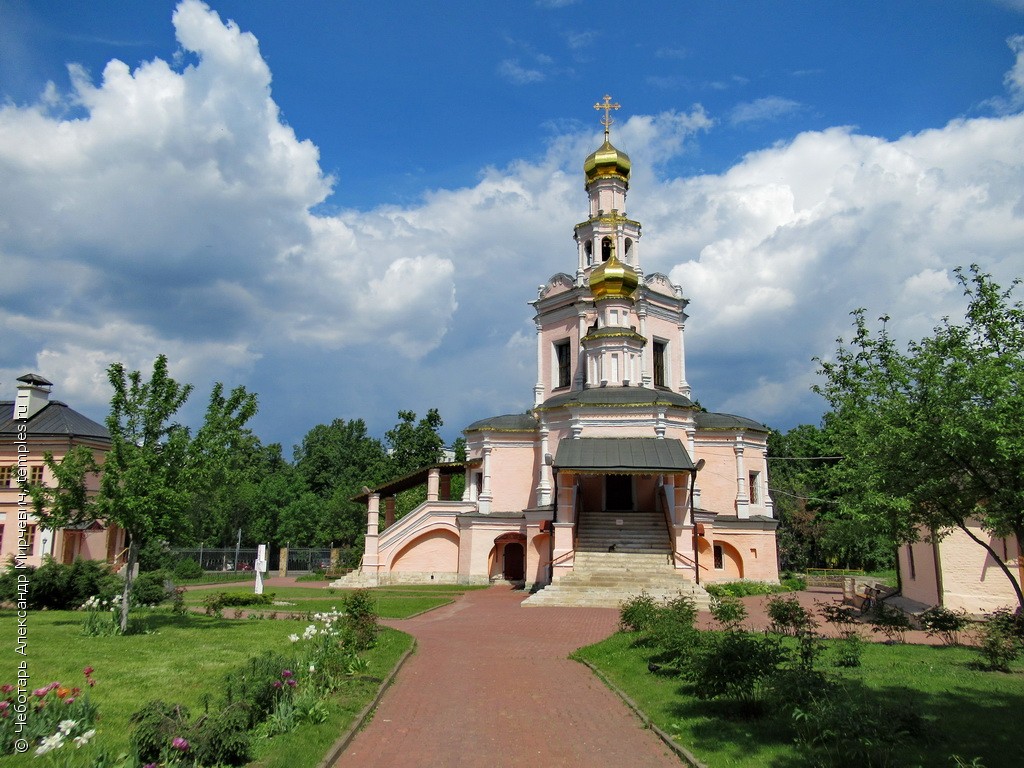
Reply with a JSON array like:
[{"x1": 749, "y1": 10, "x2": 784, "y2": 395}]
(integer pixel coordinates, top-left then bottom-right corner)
[
  {"x1": 272, "y1": 680, "x2": 283, "y2": 689},
  {"x1": 171, "y1": 737, "x2": 190, "y2": 752},
  {"x1": 286, "y1": 679, "x2": 297, "y2": 688},
  {"x1": 281, "y1": 669, "x2": 293, "y2": 678}
]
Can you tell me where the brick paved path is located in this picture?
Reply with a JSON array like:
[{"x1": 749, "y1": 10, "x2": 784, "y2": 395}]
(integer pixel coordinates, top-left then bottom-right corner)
[{"x1": 333, "y1": 585, "x2": 682, "y2": 768}]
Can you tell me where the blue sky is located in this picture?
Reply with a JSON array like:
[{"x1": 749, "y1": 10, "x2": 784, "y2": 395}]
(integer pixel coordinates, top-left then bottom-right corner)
[{"x1": 2, "y1": 0, "x2": 1023, "y2": 451}]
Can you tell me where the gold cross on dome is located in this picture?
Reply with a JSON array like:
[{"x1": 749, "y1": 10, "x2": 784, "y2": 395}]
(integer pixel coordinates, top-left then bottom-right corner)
[{"x1": 593, "y1": 94, "x2": 621, "y2": 139}]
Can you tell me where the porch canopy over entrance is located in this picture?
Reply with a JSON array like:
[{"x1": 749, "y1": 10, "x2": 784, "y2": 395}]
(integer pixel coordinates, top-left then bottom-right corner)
[{"x1": 553, "y1": 437, "x2": 694, "y2": 474}]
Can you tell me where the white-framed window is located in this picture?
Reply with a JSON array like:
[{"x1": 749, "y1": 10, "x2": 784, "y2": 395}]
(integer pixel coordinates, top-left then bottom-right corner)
[
  {"x1": 653, "y1": 339, "x2": 668, "y2": 388},
  {"x1": 748, "y1": 471, "x2": 761, "y2": 504},
  {"x1": 554, "y1": 339, "x2": 571, "y2": 389}
]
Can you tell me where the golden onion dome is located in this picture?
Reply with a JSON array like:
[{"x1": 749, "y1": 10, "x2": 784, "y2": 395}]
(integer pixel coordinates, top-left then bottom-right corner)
[
  {"x1": 584, "y1": 139, "x2": 631, "y2": 183},
  {"x1": 589, "y1": 251, "x2": 638, "y2": 300}
]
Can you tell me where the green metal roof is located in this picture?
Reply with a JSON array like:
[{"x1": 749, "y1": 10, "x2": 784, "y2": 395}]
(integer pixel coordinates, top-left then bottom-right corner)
[
  {"x1": 553, "y1": 437, "x2": 694, "y2": 474},
  {"x1": 538, "y1": 385, "x2": 694, "y2": 410}
]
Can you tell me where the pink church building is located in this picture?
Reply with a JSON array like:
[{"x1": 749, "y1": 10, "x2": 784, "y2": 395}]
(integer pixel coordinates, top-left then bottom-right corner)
[{"x1": 339, "y1": 101, "x2": 780, "y2": 605}]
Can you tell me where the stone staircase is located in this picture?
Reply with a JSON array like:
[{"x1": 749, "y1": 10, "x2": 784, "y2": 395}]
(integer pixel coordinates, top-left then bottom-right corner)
[
  {"x1": 523, "y1": 509, "x2": 710, "y2": 608},
  {"x1": 575, "y1": 509, "x2": 673, "y2": 554}
]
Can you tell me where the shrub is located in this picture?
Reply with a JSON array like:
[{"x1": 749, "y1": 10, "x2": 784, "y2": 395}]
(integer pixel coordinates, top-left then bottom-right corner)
[
  {"x1": 781, "y1": 574, "x2": 808, "y2": 591},
  {"x1": 766, "y1": 595, "x2": 815, "y2": 637},
  {"x1": 130, "y1": 700, "x2": 191, "y2": 765},
  {"x1": 172, "y1": 557, "x2": 204, "y2": 580},
  {"x1": 222, "y1": 651, "x2": 296, "y2": 729},
  {"x1": 818, "y1": 601, "x2": 862, "y2": 637},
  {"x1": 683, "y1": 629, "x2": 785, "y2": 715},
  {"x1": 619, "y1": 591, "x2": 659, "y2": 633},
  {"x1": 131, "y1": 569, "x2": 171, "y2": 606},
  {"x1": 28, "y1": 557, "x2": 72, "y2": 609},
  {"x1": 342, "y1": 589, "x2": 378, "y2": 651},
  {"x1": 975, "y1": 608, "x2": 1024, "y2": 672},
  {"x1": 704, "y1": 580, "x2": 788, "y2": 598},
  {"x1": 201, "y1": 591, "x2": 274, "y2": 616},
  {"x1": 647, "y1": 594, "x2": 700, "y2": 668},
  {"x1": 188, "y1": 702, "x2": 252, "y2": 766},
  {"x1": 919, "y1": 606, "x2": 970, "y2": 647},
  {"x1": 792, "y1": 690, "x2": 925, "y2": 768},
  {"x1": 867, "y1": 601, "x2": 911, "y2": 643},
  {"x1": 709, "y1": 594, "x2": 748, "y2": 630},
  {"x1": 831, "y1": 633, "x2": 864, "y2": 668}
]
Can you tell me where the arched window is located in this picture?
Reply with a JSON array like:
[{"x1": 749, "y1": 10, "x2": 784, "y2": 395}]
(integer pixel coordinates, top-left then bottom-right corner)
[
  {"x1": 584, "y1": 240, "x2": 593, "y2": 265},
  {"x1": 624, "y1": 238, "x2": 633, "y2": 261},
  {"x1": 601, "y1": 237, "x2": 612, "y2": 262}
]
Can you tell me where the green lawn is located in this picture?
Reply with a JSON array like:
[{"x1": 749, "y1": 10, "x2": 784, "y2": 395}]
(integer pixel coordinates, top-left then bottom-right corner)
[
  {"x1": 0, "y1": 610, "x2": 412, "y2": 766},
  {"x1": 183, "y1": 584, "x2": 486, "y2": 619},
  {"x1": 574, "y1": 633, "x2": 1024, "y2": 768}
]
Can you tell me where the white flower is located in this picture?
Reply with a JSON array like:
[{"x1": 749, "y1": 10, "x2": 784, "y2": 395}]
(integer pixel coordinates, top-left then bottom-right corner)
[
  {"x1": 35, "y1": 733, "x2": 65, "y2": 755},
  {"x1": 309, "y1": 664, "x2": 315, "y2": 673},
  {"x1": 288, "y1": 634, "x2": 300, "y2": 643},
  {"x1": 73, "y1": 729, "x2": 96, "y2": 748},
  {"x1": 58, "y1": 720, "x2": 77, "y2": 735}
]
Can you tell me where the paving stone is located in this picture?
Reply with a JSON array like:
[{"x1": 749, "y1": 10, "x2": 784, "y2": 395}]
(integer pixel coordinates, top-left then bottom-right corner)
[{"x1": 332, "y1": 585, "x2": 683, "y2": 768}]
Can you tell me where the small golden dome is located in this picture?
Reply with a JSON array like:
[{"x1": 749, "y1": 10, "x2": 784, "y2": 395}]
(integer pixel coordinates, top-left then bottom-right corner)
[
  {"x1": 589, "y1": 251, "x2": 638, "y2": 300},
  {"x1": 584, "y1": 139, "x2": 631, "y2": 183}
]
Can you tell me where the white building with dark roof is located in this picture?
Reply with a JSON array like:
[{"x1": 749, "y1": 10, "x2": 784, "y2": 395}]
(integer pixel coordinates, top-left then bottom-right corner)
[{"x1": 339, "y1": 100, "x2": 779, "y2": 604}]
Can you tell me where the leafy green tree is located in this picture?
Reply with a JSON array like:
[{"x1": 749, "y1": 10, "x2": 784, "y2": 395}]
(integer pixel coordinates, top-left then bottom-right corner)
[
  {"x1": 99, "y1": 355, "x2": 194, "y2": 632},
  {"x1": 26, "y1": 444, "x2": 101, "y2": 530},
  {"x1": 816, "y1": 266, "x2": 1024, "y2": 608},
  {"x1": 180, "y1": 383, "x2": 260, "y2": 545},
  {"x1": 294, "y1": 418, "x2": 388, "y2": 498},
  {"x1": 385, "y1": 408, "x2": 444, "y2": 476}
]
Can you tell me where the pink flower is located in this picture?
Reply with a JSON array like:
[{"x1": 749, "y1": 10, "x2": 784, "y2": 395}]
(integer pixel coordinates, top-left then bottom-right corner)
[
  {"x1": 171, "y1": 737, "x2": 190, "y2": 752},
  {"x1": 286, "y1": 679, "x2": 297, "y2": 688},
  {"x1": 272, "y1": 680, "x2": 283, "y2": 689},
  {"x1": 33, "y1": 688, "x2": 48, "y2": 698},
  {"x1": 83, "y1": 666, "x2": 94, "y2": 677},
  {"x1": 0, "y1": 684, "x2": 13, "y2": 694}
]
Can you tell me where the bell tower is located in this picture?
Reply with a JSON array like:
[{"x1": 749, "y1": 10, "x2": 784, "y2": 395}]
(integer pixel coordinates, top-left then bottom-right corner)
[{"x1": 573, "y1": 95, "x2": 642, "y2": 284}]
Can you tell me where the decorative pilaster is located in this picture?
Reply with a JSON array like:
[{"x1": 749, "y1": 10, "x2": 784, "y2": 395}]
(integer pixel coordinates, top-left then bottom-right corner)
[
  {"x1": 735, "y1": 437, "x2": 749, "y2": 518},
  {"x1": 479, "y1": 444, "x2": 493, "y2": 514},
  {"x1": 537, "y1": 425, "x2": 553, "y2": 506},
  {"x1": 534, "y1": 321, "x2": 545, "y2": 405},
  {"x1": 678, "y1": 322, "x2": 690, "y2": 398}
]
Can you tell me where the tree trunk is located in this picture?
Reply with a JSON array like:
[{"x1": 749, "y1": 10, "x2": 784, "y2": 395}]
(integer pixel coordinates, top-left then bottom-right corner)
[
  {"x1": 119, "y1": 535, "x2": 138, "y2": 634},
  {"x1": 957, "y1": 522, "x2": 1024, "y2": 611}
]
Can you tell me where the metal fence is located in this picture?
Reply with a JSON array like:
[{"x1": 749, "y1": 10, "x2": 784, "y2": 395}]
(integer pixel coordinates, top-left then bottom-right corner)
[
  {"x1": 171, "y1": 546, "x2": 264, "y2": 573},
  {"x1": 286, "y1": 547, "x2": 333, "y2": 573}
]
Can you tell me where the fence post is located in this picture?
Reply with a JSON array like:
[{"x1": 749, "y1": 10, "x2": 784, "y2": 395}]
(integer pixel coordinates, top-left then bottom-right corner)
[{"x1": 279, "y1": 547, "x2": 288, "y2": 578}]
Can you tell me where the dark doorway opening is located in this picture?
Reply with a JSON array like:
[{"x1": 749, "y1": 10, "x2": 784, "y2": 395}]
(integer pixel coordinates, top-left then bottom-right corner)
[
  {"x1": 605, "y1": 474, "x2": 633, "y2": 511},
  {"x1": 503, "y1": 543, "x2": 525, "y2": 580}
]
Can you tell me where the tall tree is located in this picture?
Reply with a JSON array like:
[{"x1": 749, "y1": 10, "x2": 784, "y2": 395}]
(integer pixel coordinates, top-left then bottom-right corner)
[
  {"x1": 815, "y1": 266, "x2": 1024, "y2": 608},
  {"x1": 99, "y1": 355, "x2": 193, "y2": 632},
  {"x1": 385, "y1": 408, "x2": 444, "y2": 476},
  {"x1": 181, "y1": 383, "x2": 260, "y2": 545},
  {"x1": 27, "y1": 445, "x2": 101, "y2": 532}
]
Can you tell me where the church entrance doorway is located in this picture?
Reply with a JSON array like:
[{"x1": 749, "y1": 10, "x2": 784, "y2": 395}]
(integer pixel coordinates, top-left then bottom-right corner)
[
  {"x1": 503, "y1": 543, "x2": 524, "y2": 580},
  {"x1": 605, "y1": 474, "x2": 633, "y2": 511}
]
